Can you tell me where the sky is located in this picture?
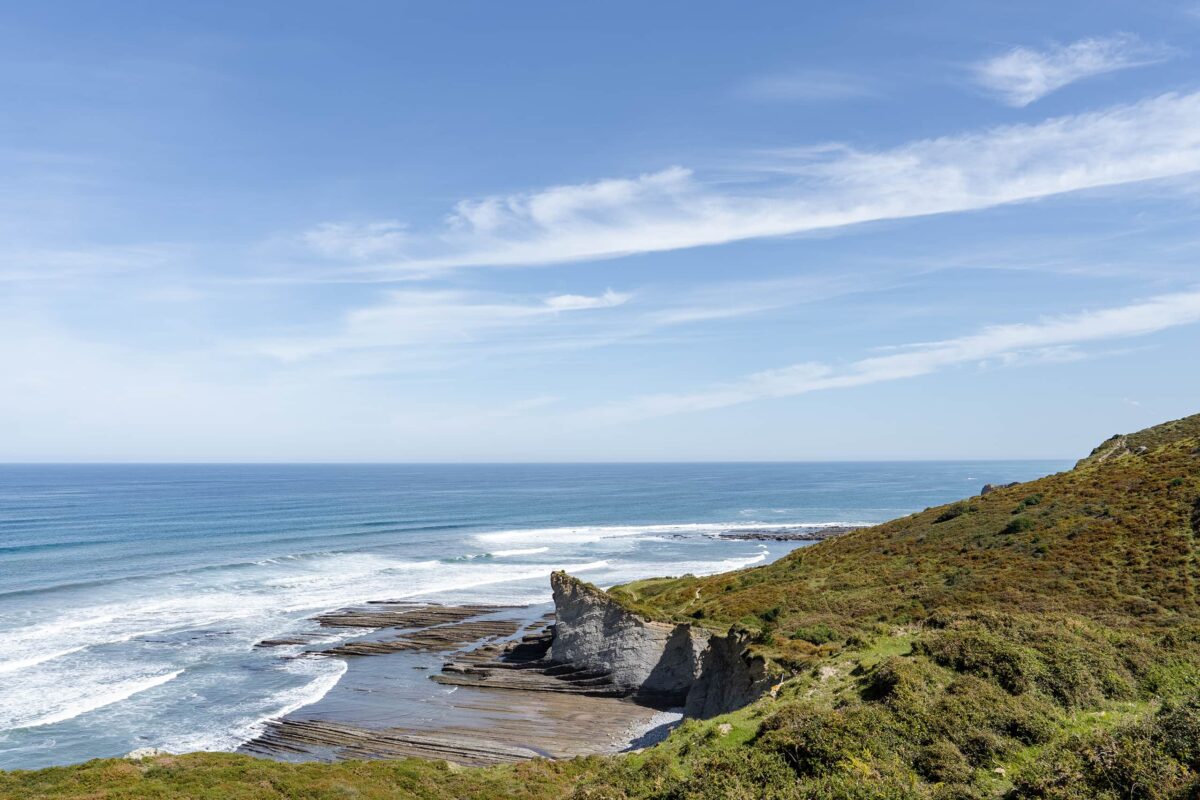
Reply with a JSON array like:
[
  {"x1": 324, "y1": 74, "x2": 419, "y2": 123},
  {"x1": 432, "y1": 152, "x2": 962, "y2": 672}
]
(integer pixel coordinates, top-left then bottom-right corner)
[{"x1": 2, "y1": 0, "x2": 1200, "y2": 462}]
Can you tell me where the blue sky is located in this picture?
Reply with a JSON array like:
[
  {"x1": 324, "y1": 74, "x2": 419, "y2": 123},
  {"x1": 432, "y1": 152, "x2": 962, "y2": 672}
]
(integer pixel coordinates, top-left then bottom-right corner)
[{"x1": 3, "y1": 1, "x2": 1200, "y2": 461}]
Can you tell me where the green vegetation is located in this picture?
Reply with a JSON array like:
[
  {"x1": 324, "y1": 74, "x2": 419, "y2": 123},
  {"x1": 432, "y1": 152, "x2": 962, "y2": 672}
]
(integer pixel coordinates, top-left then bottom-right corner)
[
  {"x1": 4, "y1": 413, "x2": 1200, "y2": 799},
  {"x1": 0, "y1": 754, "x2": 589, "y2": 800}
]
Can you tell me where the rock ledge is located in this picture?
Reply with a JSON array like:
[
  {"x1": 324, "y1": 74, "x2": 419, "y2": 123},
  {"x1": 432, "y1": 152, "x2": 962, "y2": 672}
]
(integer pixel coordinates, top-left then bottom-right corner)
[{"x1": 548, "y1": 572, "x2": 774, "y2": 718}]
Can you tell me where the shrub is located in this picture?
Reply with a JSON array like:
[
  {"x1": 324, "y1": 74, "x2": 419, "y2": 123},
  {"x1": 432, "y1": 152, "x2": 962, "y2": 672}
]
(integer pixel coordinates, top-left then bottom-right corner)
[
  {"x1": 661, "y1": 748, "x2": 800, "y2": 800},
  {"x1": 917, "y1": 629, "x2": 1040, "y2": 695},
  {"x1": 757, "y1": 703, "x2": 899, "y2": 777},
  {"x1": 570, "y1": 786, "x2": 630, "y2": 800},
  {"x1": 761, "y1": 605, "x2": 784, "y2": 623},
  {"x1": 913, "y1": 740, "x2": 973, "y2": 784},
  {"x1": 1012, "y1": 709, "x2": 1200, "y2": 800},
  {"x1": 1017, "y1": 493, "x2": 1044, "y2": 509},
  {"x1": 936, "y1": 502, "x2": 972, "y2": 523},
  {"x1": 938, "y1": 676, "x2": 1057, "y2": 747},
  {"x1": 1156, "y1": 697, "x2": 1200, "y2": 769},
  {"x1": 790, "y1": 623, "x2": 838, "y2": 645},
  {"x1": 1002, "y1": 516, "x2": 1037, "y2": 535}
]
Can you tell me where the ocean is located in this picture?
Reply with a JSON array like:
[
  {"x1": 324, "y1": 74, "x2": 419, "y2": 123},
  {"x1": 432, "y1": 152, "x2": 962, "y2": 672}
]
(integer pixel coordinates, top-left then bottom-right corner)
[{"x1": 0, "y1": 461, "x2": 1065, "y2": 769}]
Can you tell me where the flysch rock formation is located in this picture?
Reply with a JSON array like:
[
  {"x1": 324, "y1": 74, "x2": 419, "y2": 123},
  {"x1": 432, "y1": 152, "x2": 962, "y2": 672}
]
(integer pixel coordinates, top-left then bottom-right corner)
[
  {"x1": 547, "y1": 571, "x2": 775, "y2": 718},
  {"x1": 247, "y1": 575, "x2": 772, "y2": 766}
]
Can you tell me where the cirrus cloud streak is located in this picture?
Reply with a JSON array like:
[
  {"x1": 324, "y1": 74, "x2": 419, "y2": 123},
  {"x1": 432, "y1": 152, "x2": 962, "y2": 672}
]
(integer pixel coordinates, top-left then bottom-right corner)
[
  {"x1": 583, "y1": 288, "x2": 1200, "y2": 422},
  {"x1": 974, "y1": 33, "x2": 1175, "y2": 107},
  {"x1": 308, "y1": 92, "x2": 1200, "y2": 276}
]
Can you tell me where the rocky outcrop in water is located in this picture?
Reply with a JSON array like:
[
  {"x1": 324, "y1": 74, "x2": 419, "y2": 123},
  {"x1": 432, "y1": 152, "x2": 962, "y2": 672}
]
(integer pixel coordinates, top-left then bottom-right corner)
[
  {"x1": 717, "y1": 525, "x2": 860, "y2": 541},
  {"x1": 548, "y1": 572, "x2": 774, "y2": 717}
]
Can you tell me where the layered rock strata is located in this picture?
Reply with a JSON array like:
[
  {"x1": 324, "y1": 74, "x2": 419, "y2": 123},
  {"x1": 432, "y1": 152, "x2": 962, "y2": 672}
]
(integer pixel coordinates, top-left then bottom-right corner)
[{"x1": 546, "y1": 572, "x2": 774, "y2": 717}]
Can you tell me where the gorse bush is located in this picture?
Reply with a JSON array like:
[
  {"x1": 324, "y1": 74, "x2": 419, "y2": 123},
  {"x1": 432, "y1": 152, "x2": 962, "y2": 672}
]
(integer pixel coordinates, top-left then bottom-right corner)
[
  {"x1": 1011, "y1": 699, "x2": 1200, "y2": 799},
  {"x1": 1001, "y1": 516, "x2": 1037, "y2": 534},
  {"x1": 1017, "y1": 493, "x2": 1044, "y2": 508},
  {"x1": 936, "y1": 502, "x2": 973, "y2": 523},
  {"x1": 788, "y1": 623, "x2": 838, "y2": 644}
]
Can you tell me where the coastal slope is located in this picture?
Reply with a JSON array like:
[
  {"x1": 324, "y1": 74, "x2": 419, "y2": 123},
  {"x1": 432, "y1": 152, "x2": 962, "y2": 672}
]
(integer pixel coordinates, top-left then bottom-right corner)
[{"x1": 4, "y1": 412, "x2": 1200, "y2": 800}]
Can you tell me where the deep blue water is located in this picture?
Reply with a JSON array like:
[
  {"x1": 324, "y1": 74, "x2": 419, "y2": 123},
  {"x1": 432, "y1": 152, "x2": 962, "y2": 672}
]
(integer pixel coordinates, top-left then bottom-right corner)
[{"x1": 0, "y1": 461, "x2": 1066, "y2": 769}]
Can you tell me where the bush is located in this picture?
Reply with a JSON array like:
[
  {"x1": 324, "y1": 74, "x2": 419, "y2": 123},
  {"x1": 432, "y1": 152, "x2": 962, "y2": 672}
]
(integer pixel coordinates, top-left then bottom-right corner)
[
  {"x1": 1156, "y1": 697, "x2": 1200, "y2": 769},
  {"x1": 757, "y1": 703, "x2": 899, "y2": 777},
  {"x1": 570, "y1": 786, "x2": 630, "y2": 800},
  {"x1": 1012, "y1": 709, "x2": 1200, "y2": 800},
  {"x1": 938, "y1": 676, "x2": 1057, "y2": 747},
  {"x1": 790, "y1": 623, "x2": 838, "y2": 645},
  {"x1": 915, "y1": 614, "x2": 1139, "y2": 708},
  {"x1": 914, "y1": 740, "x2": 973, "y2": 784},
  {"x1": 936, "y1": 502, "x2": 972, "y2": 523},
  {"x1": 661, "y1": 748, "x2": 800, "y2": 800},
  {"x1": 917, "y1": 629, "x2": 1039, "y2": 695},
  {"x1": 1017, "y1": 493, "x2": 1045, "y2": 509},
  {"x1": 1002, "y1": 516, "x2": 1037, "y2": 534}
]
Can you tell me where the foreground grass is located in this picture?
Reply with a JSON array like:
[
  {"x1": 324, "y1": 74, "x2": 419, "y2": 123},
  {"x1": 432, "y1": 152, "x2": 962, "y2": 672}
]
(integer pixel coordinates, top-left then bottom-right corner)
[
  {"x1": 5, "y1": 413, "x2": 1200, "y2": 799},
  {"x1": 0, "y1": 754, "x2": 588, "y2": 799}
]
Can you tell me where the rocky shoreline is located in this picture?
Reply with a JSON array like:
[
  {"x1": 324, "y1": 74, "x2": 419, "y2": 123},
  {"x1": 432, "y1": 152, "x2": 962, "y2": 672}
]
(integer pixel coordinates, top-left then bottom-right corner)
[
  {"x1": 241, "y1": 565, "x2": 783, "y2": 766},
  {"x1": 242, "y1": 594, "x2": 686, "y2": 766},
  {"x1": 716, "y1": 524, "x2": 864, "y2": 541}
]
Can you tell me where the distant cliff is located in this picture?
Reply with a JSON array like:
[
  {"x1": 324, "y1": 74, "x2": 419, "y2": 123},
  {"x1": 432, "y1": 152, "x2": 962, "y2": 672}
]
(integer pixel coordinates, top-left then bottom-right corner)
[{"x1": 548, "y1": 571, "x2": 774, "y2": 718}]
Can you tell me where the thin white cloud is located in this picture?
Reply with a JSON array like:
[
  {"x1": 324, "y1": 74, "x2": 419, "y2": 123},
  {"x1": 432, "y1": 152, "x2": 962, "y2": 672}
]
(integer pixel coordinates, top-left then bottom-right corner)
[
  {"x1": 0, "y1": 244, "x2": 176, "y2": 282},
  {"x1": 584, "y1": 288, "x2": 1200, "y2": 422},
  {"x1": 303, "y1": 221, "x2": 409, "y2": 260},
  {"x1": 253, "y1": 288, "x2": 631, "y2": 361},
  {"x1": 974, "y1": 33, "x2": 1175, "y2": 107},
  {"x1": 304, "y1": 92, "x2": 1200, "y2": 275},
  {"x1": 544, "y1": 290, "x2": 627, "y2": 311},
  {"x1": 247, "y1": 273, "x2": 876, "y2": 369},
  {"x1": 740, "y1": 69, "x2": 874, "y2": 102}
]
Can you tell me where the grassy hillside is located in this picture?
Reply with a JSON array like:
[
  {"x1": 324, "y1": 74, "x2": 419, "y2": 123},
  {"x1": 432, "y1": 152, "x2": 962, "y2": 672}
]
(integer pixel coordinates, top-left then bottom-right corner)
[
  {"x1": 1077, "y1": 414, "x2": 1200, "y2": 468},
  {"x1": 612, "y1": 412, "x2": 1200, "y2": 646},
  {"x1": 4, "y1": 413, "x2": 1200, "y2": 800}
]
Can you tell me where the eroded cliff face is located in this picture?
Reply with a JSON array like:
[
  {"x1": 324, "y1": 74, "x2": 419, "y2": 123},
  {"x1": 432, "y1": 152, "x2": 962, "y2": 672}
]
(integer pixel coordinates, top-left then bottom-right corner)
[{"x1": 548, "y1": 571, "x2": 774, "y2": 717}]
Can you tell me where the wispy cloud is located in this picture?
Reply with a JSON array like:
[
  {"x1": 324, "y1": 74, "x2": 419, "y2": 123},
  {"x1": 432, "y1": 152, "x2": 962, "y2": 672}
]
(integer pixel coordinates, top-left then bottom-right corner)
[
  {"x1": 0, "y1": 244, "x2": 177, "y2": 283},
  {"x1": 974, "y1": 33, "x2": 1175, "y2": 107},
  {"x1": 303, "y1": 92, "x2": 1200, "y2": 276},
  {"x1": 252, "y1": 288, "x2": 630, "y2": 361},
  {"x1": 303, "y1": 221, "x2": 409, "y2": 260},
  {"x1": 583, "y1": 289, "x2": 1200, "y2": 422},
  {"x1": 739, "y1": 68, "x2": 874, "y2": 102},
  {"x1": 246, "y1": 272, "x2": 878, "y2": 369}
]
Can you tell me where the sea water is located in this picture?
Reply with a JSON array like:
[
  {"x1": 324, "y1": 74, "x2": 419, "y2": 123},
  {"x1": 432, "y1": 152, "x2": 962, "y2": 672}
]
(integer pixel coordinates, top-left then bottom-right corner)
[{"x1": 0, "y1": 461, "x2": 1065, "y2": 769}]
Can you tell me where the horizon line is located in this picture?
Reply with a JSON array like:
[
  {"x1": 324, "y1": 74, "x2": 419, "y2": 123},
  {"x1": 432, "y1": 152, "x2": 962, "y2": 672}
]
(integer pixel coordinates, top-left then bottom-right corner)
[{"x1": 0, "y1": 458, "x2": 1074, "y2": 466}]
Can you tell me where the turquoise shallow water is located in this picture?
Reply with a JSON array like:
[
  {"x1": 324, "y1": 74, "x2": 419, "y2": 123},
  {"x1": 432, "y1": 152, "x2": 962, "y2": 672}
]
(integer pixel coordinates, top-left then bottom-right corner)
[{"x1": 0, "y1": 461, "x2": 1066, "y2": 769}]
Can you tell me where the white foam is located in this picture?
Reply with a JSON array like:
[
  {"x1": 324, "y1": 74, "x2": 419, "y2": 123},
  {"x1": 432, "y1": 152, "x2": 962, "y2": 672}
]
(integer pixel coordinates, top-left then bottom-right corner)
[
  {"x1": 10, "y1": 669, "x2": 183, "y2": 730},
  {"x1": 0, "y1": 646, "x2": 87, "y2": 675},
  {"x1": 0, "y1": 552, "x2": 604, "y2": 679},
  {"x1": 0, "y1": 515, "x2": 810, "y2": 753},
  {"x1": 475, "y1": 521, "x2": 862, "y2": 545},
  {"x1": 160, "y1": 658, "x2": 348, "y2": 754},
  {"x1": 0, "y1": 549, "x2": 615, "y2": 741},
  {"x1": 490, "y1": 547, "x2": 550, "y2": 557}
]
